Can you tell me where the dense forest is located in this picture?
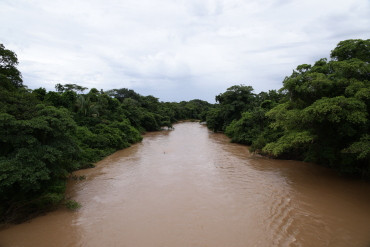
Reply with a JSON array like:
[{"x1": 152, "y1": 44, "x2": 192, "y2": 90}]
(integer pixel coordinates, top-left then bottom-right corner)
[
  {"x1": 1, "y1": 39, "x2": 369, "y2": 223},
  {"x1": 207, "y1": 39, "x2": 370, "y2": 178},
  {"x1": 0, "y1": 43, "x2": 212, "y2": 222}
]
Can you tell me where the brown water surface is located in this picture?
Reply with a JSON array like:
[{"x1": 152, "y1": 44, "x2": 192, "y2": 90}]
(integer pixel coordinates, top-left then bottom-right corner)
[{"x1": 1, "y1": 122, "x2": 370, "y2": 246}]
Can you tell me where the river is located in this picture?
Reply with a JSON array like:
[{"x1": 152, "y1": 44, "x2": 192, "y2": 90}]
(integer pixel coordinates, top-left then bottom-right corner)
[{"x1": 1, "y1": 122, "x2": 370, "y2": 246}]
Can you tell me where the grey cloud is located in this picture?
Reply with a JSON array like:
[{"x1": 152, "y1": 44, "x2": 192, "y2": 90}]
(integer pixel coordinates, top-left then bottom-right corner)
[{"x1": 0, "y1": 0, "x2": 368, "y2": 102}]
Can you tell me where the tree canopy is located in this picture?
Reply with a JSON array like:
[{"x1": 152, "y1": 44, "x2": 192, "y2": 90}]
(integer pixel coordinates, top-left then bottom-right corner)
[
  {"x1": 213, "y1": 39, "x2": 370, "y2": 177},
  {"x1": 0, "y1": 44, "x2": 213, "y2": 222},
  {"x1": 0, "y1": 44, "x2": 23, "y2": 89},
  {"x1": 1, "y1": 38, "x2": 369, "y2": 223}
]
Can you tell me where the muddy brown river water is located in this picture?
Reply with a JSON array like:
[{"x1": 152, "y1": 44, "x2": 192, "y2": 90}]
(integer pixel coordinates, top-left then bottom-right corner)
[{"x1": 1, "y1": 122, "x2": 370, "y2": 247}]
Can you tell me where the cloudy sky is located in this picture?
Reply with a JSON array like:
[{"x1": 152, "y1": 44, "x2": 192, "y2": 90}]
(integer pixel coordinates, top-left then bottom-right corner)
[{"x1": 1, "y1": 0, "x2": 369, "y2": 102}]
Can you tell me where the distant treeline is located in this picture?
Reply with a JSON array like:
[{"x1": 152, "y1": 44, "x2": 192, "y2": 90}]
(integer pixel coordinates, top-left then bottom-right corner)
[
  {"x1": 206, "y1": 39, "x2": 369, "y2": 178},
  {"x1": 1, "y1": 39, "x2": 369, "y2": 223}
]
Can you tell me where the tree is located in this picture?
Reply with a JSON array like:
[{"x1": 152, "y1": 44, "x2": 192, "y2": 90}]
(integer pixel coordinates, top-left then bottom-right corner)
[
  {"x1": 0, "y1": 105, "x2": 80, "y2": 221},
  {"x1": 215, "y1": 85, "x2": 255, "y2": 116},
  {"x1": 0, "y1": 44, "x2": 23, "y2": 89},
  {"x1": 75, "y1": 95, "x2": 99, "y2": 117},
  {"x1": 206, "y1": 108, "x2": 224, "y2": 132},
  {"x1": 64, "y1": 83, "x2": 88, "y2": 93},
  {"x1": 55, "y1": 83, "x2": 87, "y2": 93},
  {"x1": 263, "y1": 39, "x2": 370, "y2": 176},
  {"x1": 107, "y1": 88, "x2": 141, "y2": 103},
  {"x1": 32, "y1": 88, "x2": 47, "y2": 101},
  {"x1": 225, "y1": 108, "x2": 269, "y2": 145},
  {"x1": 207, "y1": 85, "x2": 256, "y2": 131},
  {"x1": 55, "y1": 83, "x2": 65, "y2": 93},
  {"x1": 331, "y1": 39, "x2": 370, "y2": 62}
]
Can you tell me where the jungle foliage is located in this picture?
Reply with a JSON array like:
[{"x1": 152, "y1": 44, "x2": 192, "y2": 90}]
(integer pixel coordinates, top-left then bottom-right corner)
[
  {"x1": 209, "y1": 39, "x2": 370, "y2": 177},
  {"x1": 1, "y1": 39, "x2": 369, "y2": 222},
  {"x1": 0, "y1": 44, "x2": 212, "y2": 223}
]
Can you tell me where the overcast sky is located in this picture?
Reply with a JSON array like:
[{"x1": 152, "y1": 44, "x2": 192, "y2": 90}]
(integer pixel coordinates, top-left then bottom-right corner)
[{"x1": 1, "y1": 0, "x2": 369, "y2": 102}]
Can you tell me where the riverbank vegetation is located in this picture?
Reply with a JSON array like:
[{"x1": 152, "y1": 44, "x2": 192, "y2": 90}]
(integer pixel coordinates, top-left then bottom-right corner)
[
  {"x1": 1, "y1": 39, "x2": 369, "y2": 223},
  {"x1": 0, "y1": 43, "x2": 212, "y2": 223},
  {"x1": 207, "y1": 39, "x2": 369, "y2": 177}
]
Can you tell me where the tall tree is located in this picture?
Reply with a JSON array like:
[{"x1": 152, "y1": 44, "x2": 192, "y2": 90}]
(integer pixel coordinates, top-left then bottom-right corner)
[{"x1": 0, "y1": 44, "x2": 23, "y2": 89}]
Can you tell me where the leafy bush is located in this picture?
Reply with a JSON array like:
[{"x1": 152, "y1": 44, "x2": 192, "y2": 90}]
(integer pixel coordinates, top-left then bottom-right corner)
[{"x1": 65, "y1": 200, "x2": 81, "y2": 210}]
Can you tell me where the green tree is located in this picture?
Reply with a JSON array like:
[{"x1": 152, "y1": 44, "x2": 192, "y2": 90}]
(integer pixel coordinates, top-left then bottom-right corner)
[
  {"x1": 207, "y1": 85, "x2": 256, "y2": 132},
  {"x1": 0, "y1": 44, "x2": 23, "y2": 89},
  {"x1": 215, "y1": 84, "x2": 255, "y2": 121},
  {"x1": 0, "y1": 105, "x2": 80, "y2": 221},
  {"x1": 331, "y1": 39, "x2": 370, "y2": 62},
  {"x1": 264, "y1": 39, "x2": 370, "y2": 176},
  {"x1": 55, "y1": 83, "x2": 87, "y2": 93},
  {"x1": 75, "y1": 95, "x2": 99, "y2": 117}
]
